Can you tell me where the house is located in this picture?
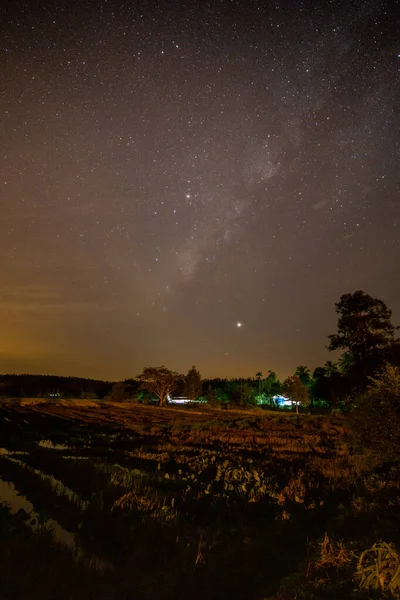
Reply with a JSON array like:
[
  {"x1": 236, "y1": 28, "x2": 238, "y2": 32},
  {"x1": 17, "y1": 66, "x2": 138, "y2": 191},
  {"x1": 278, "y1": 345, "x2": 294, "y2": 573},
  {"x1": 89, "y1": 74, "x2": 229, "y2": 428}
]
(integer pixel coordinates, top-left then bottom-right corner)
[{"x1": 273, "y1": 394, "x2": 297, "y2": 407}]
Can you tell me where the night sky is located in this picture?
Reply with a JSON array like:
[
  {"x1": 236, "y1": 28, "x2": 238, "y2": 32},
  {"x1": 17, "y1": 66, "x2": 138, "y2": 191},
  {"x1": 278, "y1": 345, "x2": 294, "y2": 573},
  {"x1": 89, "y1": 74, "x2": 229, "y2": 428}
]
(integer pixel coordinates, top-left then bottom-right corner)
[{"x1": 1, "y1": 0, "x2": 399, "y2": 381}]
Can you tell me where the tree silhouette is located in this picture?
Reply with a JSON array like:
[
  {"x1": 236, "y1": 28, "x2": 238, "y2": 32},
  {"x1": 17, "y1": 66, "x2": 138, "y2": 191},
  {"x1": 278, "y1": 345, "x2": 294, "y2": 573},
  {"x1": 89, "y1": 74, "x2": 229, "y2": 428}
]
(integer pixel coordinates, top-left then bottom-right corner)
[
  {"x1": 295, "y1": 365, "x2": 311, "y2": 386},
  {"x1": 136, "y1": 366, "x2": 181, "y2": 406},
  {"x1": 283, "y1": 375, "x2": 310, "y2": 415},
  {"x1": 328, "y1": 291, "x2": 397, "y2": 361},
  {"x1": 266, "y1": 371, "x2": 281, "y2": 393},
  {"x1": 109, "y1": 382, "x2": 127, "y2": 402},
  {"x1": 184, "y1": 365, "x2": 202, "y2": 399},
  {"x1": 262, "y1": 371, "x2": 281, "y2": 404},
  {"x1": 324, "y1": 360, "x2": 339, "y2": 377},
  {"x1": 255, "y1": 371, "x2": 263, "y2": 394},
  {"x1": 351, "y1": 363, "x2": 400, "y2": 459},
  {"x1": 337, "y1": 352, "x2": 355, "y2": 374},
  {"x1": 230, "y1": 381, "x2": 255, "y2": 406}
]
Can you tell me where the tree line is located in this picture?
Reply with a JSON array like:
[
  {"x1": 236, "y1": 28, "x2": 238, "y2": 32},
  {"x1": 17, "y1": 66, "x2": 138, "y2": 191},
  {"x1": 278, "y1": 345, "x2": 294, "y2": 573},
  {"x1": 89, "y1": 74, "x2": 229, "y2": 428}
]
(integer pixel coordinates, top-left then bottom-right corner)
[
  {"x1": 130, "y1": 290, "x2": 400, "y2": 458},
  {"x1": 0, "y1": 374, "x2": 113, "y2": 400},
  {"x1": 1, "y1": 290, "x2": 399, "y2": 416},
  {"x1": 2, "y1": 289, "x2": 398, "y2": 459},
  {"x1": 131, "y1": 289, "x2": 400, "y2": 413}
]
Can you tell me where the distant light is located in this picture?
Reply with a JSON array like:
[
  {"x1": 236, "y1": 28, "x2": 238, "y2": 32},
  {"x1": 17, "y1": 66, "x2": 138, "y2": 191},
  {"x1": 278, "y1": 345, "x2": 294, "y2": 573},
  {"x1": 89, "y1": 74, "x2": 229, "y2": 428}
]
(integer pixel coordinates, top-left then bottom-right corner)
[
  {"x1": 167, "y1": 395, "x2": 201, "y2": 405},
  {"x1": 236, "y1": 321, "x2": 242, "y2": 328}
]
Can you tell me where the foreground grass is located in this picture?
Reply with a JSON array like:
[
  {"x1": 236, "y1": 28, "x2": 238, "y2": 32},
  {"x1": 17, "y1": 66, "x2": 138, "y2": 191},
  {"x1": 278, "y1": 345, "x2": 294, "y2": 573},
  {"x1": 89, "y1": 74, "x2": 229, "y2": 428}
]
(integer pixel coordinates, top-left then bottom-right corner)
[{"x1": 0, "y1": 399, "x2": 399, "y2": 599}]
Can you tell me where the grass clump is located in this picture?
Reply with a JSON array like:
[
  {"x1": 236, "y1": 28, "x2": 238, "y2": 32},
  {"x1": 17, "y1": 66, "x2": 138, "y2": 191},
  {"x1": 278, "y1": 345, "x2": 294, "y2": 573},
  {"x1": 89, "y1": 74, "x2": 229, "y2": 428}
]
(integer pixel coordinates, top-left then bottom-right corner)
[{"x1": 356, "y1": 542, "x2": 400, "y2": 596}]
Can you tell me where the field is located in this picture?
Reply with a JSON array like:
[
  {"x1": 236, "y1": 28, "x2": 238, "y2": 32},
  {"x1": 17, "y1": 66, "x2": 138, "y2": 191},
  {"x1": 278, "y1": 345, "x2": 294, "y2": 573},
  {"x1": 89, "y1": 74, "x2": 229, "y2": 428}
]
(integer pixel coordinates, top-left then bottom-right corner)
[{"x1": 1, "y1": 399, "x2": 399, "y2": 600}]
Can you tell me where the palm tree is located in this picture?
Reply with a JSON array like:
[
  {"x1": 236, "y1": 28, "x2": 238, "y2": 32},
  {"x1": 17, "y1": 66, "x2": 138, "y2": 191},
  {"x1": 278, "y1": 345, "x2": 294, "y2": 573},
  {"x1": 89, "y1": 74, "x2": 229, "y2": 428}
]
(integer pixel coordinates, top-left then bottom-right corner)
[
  {"x1": 295, "y1": 365, "x2": 311, "y2": 385},
  {"x1": 255, "y1": 372, "x2": 263, "y2": 394},
  {"x1": 324, "y1": 360, "x2": 339, "y2": 377},
  {"x1": 263, "y1": 371, "x2": 281, "y2": 404},
  {"x1": 337, "y1": 352, "x2": 355, "y2": 374}
]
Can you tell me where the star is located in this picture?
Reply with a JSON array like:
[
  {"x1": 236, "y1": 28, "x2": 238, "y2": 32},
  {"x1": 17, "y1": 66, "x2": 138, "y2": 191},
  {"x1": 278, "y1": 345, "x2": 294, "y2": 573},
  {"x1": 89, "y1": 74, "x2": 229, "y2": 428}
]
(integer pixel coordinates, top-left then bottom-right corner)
[{"x1": 0, "y1": 0, "x2": 397, "y2": 382}]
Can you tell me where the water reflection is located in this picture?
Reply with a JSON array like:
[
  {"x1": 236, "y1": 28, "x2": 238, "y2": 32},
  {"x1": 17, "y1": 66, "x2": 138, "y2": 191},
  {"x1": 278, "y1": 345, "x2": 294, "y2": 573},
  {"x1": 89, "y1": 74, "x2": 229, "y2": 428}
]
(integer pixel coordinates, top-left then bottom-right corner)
[
  {"x1": 0, "y1": 477, "x2": 76, "y2": 548},
  {"x1": 0, "y1": 464, "x2": 111, "y2": 572}
]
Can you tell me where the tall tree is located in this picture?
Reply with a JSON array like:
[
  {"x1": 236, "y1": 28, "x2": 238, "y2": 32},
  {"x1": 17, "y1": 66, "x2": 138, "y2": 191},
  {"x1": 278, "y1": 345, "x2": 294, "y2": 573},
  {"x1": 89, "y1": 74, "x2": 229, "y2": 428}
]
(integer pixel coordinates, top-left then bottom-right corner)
[
  {"x1": 337, "y1": 352, "x2": 355, "y2": 374},
  {"x1": 255, "y1": 371, "x2": 263, "y2": 394},
  {"x1": 184, "y1": 365, "x2": 202, "y2": 400},
  {"x1": 262, "y1": 371, "x2": 281, "y2": 404},
  {"x1": 283, "y1": 375, "x2": 310, "y2": 415},
  {"x1": 295, "y1": 365, "x2": 311, "y2": 386},
  {"x1": 328, "y1": 291, "x2": 397, "y2": 360},
  {"x1": 206, "y1": 384, "x2": 216, "y2": 405},
  {"x1": 136, "y1": 366, "x2": 181, "y2": 406},
  {"x1": 229, "y1": 381, "x2": 255, "y2": 406},
  {"x1": 311, "y1": 366, "x2": 347, "y2": 409},
  {"x1": 324, "y1": 360, "x2": 339, "y2": 377}
]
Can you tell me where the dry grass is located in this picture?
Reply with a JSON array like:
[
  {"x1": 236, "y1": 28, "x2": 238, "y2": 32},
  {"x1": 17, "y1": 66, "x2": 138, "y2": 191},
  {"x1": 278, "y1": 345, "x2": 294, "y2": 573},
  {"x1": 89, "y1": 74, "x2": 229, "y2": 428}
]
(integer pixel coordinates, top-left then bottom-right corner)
[
  {"x1": 316, "y1": 533, "x2": 352, "y2": 569},
  {"x1": 1, "y1": 398, "x2": 399, "y2": 600},
  {"x1": 356, "y1": 542, "x2": 400, "y2": 596}
]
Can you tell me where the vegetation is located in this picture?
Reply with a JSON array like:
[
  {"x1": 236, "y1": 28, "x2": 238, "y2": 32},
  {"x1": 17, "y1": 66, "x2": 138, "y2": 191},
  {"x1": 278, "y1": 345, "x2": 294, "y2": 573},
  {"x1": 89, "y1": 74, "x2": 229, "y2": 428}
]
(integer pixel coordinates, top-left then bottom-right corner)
[
  {"x1": 350, "y1": 363, "x2": 400, "y2": 459},
  {"x1": 295, "y1": 365, "x2": 312, "y2": 386},
  {"x1": 136, "y1": 365, "x2": 181, "y2": 405},
  {"x1": 282, "y1": 374, "x2": 310, "y2": 414},
  {"x1": 183, "y1": 365, "x2": 202, "y2": 400},
  {"x1": 356, "y1": 542, "x2": 400, "y2": 595},
  {"x1": 1, "y1": 398, "x2": 400, "y2": 599},
  {"x1": 0, "y1": 374, "x2": 113, "y2": 400},
  {"x1": 328, "y1": 290, "x2": 397, "y2": 360},
  {"x1": 1, "y1": 289, "x2": 400, "y2": 598},
  {"x1": 1, "y1": 290, "x2": 397, "y2": 413}
]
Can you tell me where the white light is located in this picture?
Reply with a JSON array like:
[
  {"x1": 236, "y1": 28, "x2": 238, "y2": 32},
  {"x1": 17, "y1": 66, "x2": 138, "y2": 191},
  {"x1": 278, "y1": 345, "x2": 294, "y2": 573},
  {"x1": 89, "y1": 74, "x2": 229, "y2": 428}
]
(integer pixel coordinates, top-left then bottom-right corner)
[
  {"x1": 236, "y1": 322, "x2": 242, "y2": 328},
  {"x1": 167, "y1": 396, "x2": 199, "y2": 405}
]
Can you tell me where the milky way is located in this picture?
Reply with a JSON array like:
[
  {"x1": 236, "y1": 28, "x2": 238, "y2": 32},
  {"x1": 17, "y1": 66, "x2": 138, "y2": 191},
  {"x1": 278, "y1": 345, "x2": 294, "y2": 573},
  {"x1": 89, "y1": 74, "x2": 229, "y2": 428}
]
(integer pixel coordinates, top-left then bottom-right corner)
[{"x1": 1, "y1": 0, "x2": 399, "y2": 380}]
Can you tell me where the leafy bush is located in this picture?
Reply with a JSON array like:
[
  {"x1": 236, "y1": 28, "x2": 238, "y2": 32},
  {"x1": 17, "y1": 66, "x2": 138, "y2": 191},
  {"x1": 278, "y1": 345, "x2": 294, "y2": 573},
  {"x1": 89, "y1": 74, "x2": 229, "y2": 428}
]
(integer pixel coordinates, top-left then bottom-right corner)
[{"x1": 351, "y1": 363, "x2": 400, "y2": 459}]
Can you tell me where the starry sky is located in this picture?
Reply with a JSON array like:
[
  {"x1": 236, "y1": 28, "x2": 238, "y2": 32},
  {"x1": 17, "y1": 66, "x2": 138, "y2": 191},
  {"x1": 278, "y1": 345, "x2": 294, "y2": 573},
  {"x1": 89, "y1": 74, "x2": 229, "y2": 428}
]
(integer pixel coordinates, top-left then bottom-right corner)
[{"x1": 1, "y1": 0, "x2": 399, "y2": 381}]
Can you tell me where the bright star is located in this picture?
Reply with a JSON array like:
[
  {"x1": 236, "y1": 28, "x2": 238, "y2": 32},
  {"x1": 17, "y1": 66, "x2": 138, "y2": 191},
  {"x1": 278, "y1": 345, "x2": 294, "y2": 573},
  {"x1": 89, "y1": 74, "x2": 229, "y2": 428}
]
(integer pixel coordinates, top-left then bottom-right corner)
[{"x1": 236, "y1": 321, "x2": 242, "y2": 328}]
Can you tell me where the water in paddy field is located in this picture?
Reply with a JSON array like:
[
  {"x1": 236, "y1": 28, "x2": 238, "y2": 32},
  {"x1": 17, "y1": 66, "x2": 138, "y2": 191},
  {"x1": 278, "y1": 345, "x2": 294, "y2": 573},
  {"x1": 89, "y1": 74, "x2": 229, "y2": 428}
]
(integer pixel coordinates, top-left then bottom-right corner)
[
  {"x1": 0, "y1": 447, "x2": 111, "y2": 572},
  {"x1": 0, "y1": 477, "x2": 76, "y2": 548}
]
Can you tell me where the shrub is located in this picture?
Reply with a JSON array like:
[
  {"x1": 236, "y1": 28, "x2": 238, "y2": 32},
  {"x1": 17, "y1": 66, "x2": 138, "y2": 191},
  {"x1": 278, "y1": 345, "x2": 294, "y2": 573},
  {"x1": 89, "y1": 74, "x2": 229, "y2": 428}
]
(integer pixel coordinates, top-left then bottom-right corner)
[
  {"x1": 356, "y1": 542, "x2": 400, "y2": 596},
  {"x1": 350, "y1": 363, "x2": 400, "y2": 459}
]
